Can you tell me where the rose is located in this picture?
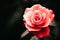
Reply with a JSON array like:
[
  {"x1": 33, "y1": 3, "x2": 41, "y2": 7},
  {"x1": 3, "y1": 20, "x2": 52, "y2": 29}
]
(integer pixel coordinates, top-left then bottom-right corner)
[{"x1": 23, "y1": 4, "x2": 55, "y2": 38}]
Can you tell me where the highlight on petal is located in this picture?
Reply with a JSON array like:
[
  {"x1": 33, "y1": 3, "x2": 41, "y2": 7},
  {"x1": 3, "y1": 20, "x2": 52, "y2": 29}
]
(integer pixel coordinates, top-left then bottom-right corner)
[
  {"x1": 42, "y1": 13, "x2": 46, "y2": 20},
  {"x1": 31, "y1": 27, "x2": 50, "y2": 38},
  {"x1": 23, "y1": 11, "x2": 33, "y2": 26}
]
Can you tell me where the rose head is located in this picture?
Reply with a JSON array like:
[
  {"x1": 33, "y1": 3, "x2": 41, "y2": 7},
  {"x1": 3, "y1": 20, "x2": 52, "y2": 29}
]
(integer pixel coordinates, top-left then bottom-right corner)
[{"x1": 23, "y1": 4, "x2": 55, "y2": 38}]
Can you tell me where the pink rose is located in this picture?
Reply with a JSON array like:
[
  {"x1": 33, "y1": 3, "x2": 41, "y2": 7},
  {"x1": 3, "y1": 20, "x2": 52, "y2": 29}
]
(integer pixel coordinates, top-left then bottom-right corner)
[{"x1": 23, "y1": 4, "x2": 55, "y2": 38}]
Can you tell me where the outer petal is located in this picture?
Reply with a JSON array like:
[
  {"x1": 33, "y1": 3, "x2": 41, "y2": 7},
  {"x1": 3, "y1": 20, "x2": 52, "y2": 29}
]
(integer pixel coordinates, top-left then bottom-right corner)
[
  {"x1": 31, "y1": 4, "x2": 41, "y2": 10},
  {"x1": 31, "y1": 4, "x2": 47, "y2": 12},
  {"x1": 45, "y1": 9, "x2": 55, "y2": 21},
  {"x1": 25, "y1": 23, "x2": 41, "y2": 31},
  {"x1": 49, "y1": 10, "x2": 55, "y2": 21},
  {"x1": 31, "y1": 27, "x2": 50, "y2": 38},
  {"x1": 23, "y1": 11, "x2": 33, "y2": 26},
  {"x1": 42, "y1": 17, "x2": 51, "y2": 27},
  {"x1": 24, "y1": 8, "x2": 32, "y2": 14}
]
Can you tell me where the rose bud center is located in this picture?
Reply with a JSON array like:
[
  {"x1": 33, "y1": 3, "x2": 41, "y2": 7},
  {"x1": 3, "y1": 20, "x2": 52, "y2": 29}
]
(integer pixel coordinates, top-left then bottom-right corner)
[{"x1": 35, "y1": 15, "x2": 40, "y2": 21}]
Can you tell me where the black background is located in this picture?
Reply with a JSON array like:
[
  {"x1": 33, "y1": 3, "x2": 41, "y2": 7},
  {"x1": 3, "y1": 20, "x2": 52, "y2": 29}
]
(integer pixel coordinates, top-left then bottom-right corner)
[{"x1": 0, "y1": 0, "x2": 60, "y2": 40}]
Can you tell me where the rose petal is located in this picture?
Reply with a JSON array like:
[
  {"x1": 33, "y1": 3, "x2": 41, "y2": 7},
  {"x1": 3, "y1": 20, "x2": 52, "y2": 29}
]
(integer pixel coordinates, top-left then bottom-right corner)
[
  {"x1": 35, "y1": 17, "x2": 51, "y2": 28},
  {"x1": 30, "y1": 10, "x2": 43, "y2": 25},
  {"x1": 31, "y1": 27, "x2": 50, "y2": 38},
  {"x1": 43, "y1": 18, "x2": 51, "y2": 27},
  {"x1": 31, "y1": 4, "x2": 41, "y2": 10},
  {"x1": 25, "y1": 8, "x2": 32, "y2": 14},
  {"x1": 23, "y1": 11, "x2": 33, "y2": 26},
  {"x1": 31, "y1": 4, "x2": 46, "y2": 12},
  {"x1": 25, "y1": 23, "x2": 41, "y2": 31},
  {"x1": 42, "y1": 13, "x2": 46, "y2": 20},
  {"x1": 45, "y1": 9, "x2": 55, "y2": 21},
  {"x1": 49, "y1": 10, "x2": 55, "y2": 21}
]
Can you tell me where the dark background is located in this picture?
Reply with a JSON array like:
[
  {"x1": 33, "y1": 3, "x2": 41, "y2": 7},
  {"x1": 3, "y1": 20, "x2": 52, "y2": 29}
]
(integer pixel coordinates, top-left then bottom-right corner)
[{"x1": 0, "y1": 0, "x2": 60, "y2": 40}]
